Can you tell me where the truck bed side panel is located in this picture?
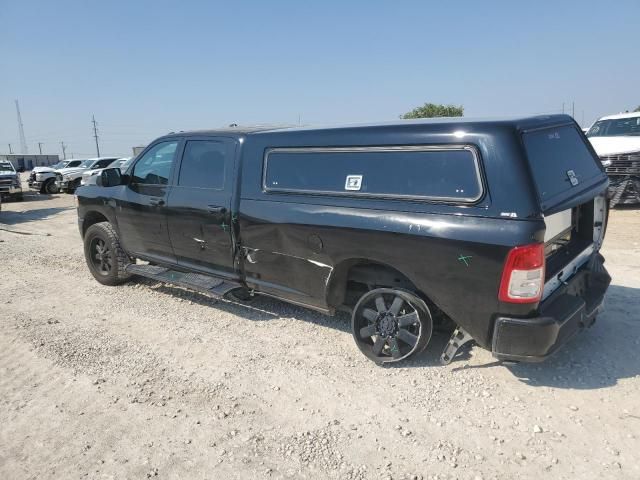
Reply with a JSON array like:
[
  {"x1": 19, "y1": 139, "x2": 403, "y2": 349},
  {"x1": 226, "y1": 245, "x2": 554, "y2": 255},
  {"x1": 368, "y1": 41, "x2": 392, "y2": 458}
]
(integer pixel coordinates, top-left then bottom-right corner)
[{"x1": 239, "y1": 200, "x2": 543, "y2": 348}]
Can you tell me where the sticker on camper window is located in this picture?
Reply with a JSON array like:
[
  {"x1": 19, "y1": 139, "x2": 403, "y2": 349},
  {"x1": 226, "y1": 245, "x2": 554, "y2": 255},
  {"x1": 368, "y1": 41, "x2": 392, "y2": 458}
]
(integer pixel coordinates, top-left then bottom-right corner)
[{"x1": 345, "y1": 175, "x2": 363, "y2": 191}]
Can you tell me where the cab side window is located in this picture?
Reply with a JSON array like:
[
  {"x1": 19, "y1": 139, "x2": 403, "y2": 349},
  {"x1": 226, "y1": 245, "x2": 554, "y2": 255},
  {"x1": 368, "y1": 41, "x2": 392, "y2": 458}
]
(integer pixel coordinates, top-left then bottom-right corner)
[
  {"x1": 178, "y1": 140, "x2": 228, "y2": 190},
  {"x1": 132, "y1": 141, "x2": 178, "y2": 185}
]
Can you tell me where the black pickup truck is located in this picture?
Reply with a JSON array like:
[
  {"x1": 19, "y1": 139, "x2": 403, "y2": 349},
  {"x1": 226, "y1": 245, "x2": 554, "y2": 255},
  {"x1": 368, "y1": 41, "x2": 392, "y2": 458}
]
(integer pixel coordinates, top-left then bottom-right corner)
[{"x1": 76, "y1": 115, "x2": 611, "y2": 365}]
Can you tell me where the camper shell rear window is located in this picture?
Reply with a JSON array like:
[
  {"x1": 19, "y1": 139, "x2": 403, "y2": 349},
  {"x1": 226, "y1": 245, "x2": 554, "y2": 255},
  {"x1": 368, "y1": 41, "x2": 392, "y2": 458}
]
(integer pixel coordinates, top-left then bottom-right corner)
[
  {"x1": 522, "y1": 125, "x2": 604, "y2": 207},
  {"x1": 263, "y1": 146, "x2": 484, "y2": 203}
]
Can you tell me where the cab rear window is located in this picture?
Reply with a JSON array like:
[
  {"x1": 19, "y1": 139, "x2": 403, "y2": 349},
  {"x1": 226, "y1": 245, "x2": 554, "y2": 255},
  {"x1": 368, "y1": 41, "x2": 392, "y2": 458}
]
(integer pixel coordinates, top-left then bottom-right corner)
[
  {"x1": 264, "y1": 146, "x2": 483, "y2": 203},
  {"x1": 523, "y1": 126, "x2": 603, "y2": 206}
]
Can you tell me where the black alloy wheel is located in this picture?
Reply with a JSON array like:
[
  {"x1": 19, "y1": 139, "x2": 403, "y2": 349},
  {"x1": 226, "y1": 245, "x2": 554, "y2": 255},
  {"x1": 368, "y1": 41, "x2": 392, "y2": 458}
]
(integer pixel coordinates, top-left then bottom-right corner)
[
  {"x1": 352, "y1": 288, "x2": 432, "y2": 364},
  {"x1": 90, "y1": 237, "x2": 112, "y2": 276}
]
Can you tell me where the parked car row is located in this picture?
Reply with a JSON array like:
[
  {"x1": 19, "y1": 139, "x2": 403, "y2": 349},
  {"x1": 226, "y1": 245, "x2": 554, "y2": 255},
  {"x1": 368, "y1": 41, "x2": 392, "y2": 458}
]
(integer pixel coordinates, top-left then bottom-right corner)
[
  {"x1": 28, "y1": 157, "x2": 131, "y2": 194},
  {"x1": 81, "y1": 157, "x2": 133, "y2": 187}
]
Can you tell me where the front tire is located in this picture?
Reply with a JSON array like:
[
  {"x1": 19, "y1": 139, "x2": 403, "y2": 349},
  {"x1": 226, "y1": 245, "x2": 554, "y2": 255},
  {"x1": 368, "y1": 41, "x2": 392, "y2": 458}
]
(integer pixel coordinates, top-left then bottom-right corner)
[
  {"x1": 352, "y1": 288, "x2": 432, "y2": 364},
  {"x1": 68, "y1": 178, "x2": 82, "y2": 193},
  {"x1": 44, "y1": 179, "x2": 59, "y2": 194},
  {"x1": 83, "y1": 222, "x2": 131, "y2": 286}
]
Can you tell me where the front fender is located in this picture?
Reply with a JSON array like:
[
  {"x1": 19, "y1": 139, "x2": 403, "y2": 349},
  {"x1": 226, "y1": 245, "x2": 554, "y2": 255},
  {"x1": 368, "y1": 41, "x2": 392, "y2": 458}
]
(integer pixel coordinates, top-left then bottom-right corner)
[{"x1": 77, "y1": 188, "x2": 120, "y2": 238}]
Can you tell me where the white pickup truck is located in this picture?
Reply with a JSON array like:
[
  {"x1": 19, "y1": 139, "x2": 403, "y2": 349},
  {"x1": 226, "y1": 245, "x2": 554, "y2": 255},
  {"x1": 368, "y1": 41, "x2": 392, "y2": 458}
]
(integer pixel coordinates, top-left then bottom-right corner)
[
  {"x1": 0, "y1": 160, "x2": 23, "y2": 201},
  {"x1": 55, "y1": 157, "x2": 119, "y2": 193},
  {"x1": 587, "y1": 111, "x2": 640, "y2": 205},
  {"x1": 29, "y1": 159, "x2": 85, "y2": 194}
]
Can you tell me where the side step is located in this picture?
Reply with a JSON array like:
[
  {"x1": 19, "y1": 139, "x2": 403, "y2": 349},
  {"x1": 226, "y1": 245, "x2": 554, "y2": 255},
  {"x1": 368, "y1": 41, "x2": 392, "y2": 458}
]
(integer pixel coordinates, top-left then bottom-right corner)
[{"x1": 125, "y1": 264, "x2": 242, "y2": 299}]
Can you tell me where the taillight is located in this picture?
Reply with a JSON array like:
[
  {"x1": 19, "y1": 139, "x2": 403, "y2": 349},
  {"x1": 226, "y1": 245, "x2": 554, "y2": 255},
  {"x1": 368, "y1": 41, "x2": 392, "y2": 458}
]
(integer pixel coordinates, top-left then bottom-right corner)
[{"x1": 498, "y1": 243, "x2": 545, "y2": 304}]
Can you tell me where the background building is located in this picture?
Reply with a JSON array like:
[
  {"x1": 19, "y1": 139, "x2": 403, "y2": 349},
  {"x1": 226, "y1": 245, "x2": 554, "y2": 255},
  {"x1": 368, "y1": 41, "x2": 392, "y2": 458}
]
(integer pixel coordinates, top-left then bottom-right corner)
[
  {"x1": 0, "y1": 154, "x2": 60, "y2": 171},
  {"x1": 132, "y1": 145, "x2": 146, "y2": 157}
]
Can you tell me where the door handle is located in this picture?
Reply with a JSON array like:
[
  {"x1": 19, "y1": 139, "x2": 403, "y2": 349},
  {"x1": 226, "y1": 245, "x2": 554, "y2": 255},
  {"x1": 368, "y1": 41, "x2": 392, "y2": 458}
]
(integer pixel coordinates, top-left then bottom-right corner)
[
  {"x1": 149, "y1": 198, "x2": 165, "y2": 207},
  {"x1": 207, "y1": 205, "x2": 227, "y2": 214}
]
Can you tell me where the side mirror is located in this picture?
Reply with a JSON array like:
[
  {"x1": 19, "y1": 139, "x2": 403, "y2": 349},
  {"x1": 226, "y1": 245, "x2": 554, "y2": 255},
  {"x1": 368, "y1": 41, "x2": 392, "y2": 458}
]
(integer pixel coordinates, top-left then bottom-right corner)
[{"x1": 96, "y1": 168, "x2": 123, "y2": 187}]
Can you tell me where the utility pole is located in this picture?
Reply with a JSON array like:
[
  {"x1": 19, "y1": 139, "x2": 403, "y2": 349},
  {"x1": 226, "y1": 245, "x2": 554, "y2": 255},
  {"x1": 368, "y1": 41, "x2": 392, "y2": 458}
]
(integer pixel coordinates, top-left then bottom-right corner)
[
  {"x1": 8, "y1": 144, "x2": 13, "y2": 154},
  {"x1": 60, "y1": 141, "x2": 67, "y2": 159},
  {"x1": 92, "y1": 115, "x2": 100, "y2": 157},
  {"x1": 38, "y1": 142, "x2": 44, "y2": 154},
  {"x1": 562, "y1": 103, "x2": 565, "y2": 114},
  {"x1": 572, "y1": 102, "x2": 575, "y2": 119}
]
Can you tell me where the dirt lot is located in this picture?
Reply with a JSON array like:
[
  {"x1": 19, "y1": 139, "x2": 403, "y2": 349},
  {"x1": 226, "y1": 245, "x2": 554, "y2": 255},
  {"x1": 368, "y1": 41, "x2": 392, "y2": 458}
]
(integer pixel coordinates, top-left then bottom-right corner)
[{"x1": 1, "y1": 179, "x2": 639, "y2": 480}]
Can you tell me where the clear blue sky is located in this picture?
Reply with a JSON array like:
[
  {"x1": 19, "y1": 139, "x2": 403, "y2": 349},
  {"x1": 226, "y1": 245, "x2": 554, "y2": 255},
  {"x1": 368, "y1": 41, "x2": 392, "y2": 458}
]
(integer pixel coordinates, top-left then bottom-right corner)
[{"x1": 1, "y1": 0, "x2": 638, "y2": 158}]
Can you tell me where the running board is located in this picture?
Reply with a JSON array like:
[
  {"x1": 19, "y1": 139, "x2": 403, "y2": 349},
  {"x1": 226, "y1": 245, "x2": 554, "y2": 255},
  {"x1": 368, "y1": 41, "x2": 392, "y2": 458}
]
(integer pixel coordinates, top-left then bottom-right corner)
[{"x1": 125, "y1": 264, "x2": 241, "y2": 299}]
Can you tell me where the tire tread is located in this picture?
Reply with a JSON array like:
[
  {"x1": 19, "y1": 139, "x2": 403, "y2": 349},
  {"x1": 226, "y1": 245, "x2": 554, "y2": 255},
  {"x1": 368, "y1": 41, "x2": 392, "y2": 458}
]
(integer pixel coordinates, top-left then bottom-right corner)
[{"x1": 84, "y1": 221, "x2": 131, "y2": 285}]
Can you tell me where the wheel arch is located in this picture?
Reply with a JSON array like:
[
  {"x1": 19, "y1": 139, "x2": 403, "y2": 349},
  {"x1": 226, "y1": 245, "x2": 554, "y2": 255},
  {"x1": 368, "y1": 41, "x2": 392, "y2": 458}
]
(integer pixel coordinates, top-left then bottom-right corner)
[
  {"x1": 81, "y1": 210, "x2": 111, "y2": 237},
  {"x1": 326, "y1": 258, "x2": 438, "y2": 314}
]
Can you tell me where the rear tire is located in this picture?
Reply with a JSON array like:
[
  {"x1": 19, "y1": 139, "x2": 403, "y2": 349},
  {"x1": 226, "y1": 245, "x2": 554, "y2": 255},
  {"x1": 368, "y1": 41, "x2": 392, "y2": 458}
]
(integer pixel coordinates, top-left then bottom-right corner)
[
  {"x1": 83, "y1": 222, "x2": 131, "y2": 286},
  {"x1": 351, "y1": 288, "x2": 432, "y2": 364}
]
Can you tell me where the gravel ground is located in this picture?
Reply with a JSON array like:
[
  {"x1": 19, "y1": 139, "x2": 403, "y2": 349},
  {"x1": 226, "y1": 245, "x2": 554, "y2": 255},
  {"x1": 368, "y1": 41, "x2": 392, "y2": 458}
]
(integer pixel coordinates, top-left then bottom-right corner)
[{"x1": 1, "y1": 177, "x2": 639, "y2": 480}]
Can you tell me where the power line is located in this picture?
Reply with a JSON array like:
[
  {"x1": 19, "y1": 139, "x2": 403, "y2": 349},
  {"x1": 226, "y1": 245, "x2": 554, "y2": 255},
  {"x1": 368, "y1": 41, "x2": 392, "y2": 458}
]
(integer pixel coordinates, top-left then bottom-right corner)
[{"x1": 92, "y1": 115, "x2": 100, "y2": 157}]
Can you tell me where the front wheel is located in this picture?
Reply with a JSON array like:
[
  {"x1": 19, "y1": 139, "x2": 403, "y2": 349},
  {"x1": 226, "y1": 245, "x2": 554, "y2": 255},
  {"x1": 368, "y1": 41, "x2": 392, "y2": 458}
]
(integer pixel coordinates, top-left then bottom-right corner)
[
  {"x1": 83, "y1": 222, "x2": 131, "y2": 286},
  {"x1": 67, "y1": 178, "x2": 81, "y2": 193},
  {"x1": 44, "y1": 179, "x2": 59, "y2": 194},
  {"x1": 352, "y1": 288, "x2": 432, "y2": 364}
]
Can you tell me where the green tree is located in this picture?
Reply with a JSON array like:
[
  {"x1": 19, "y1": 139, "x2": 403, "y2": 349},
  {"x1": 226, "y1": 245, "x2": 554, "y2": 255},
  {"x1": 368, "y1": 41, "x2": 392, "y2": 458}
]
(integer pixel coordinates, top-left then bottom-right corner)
[{"x1": 401, "y1": 103, "x2": 464, "y2": 119}]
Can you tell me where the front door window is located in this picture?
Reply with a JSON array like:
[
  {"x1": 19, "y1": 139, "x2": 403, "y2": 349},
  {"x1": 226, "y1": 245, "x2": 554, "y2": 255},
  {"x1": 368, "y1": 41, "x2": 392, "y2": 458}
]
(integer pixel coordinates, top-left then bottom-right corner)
[{"x1": 132, "y1": 141, "x2": 178, "y2": 185}]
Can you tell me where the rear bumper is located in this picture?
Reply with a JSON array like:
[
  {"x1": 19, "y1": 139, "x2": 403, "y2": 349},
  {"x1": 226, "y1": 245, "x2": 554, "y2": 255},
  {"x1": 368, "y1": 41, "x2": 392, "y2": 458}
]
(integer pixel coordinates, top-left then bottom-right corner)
[{"x1": 492, "y1": 253, "x2": 611, "y2": 362}]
